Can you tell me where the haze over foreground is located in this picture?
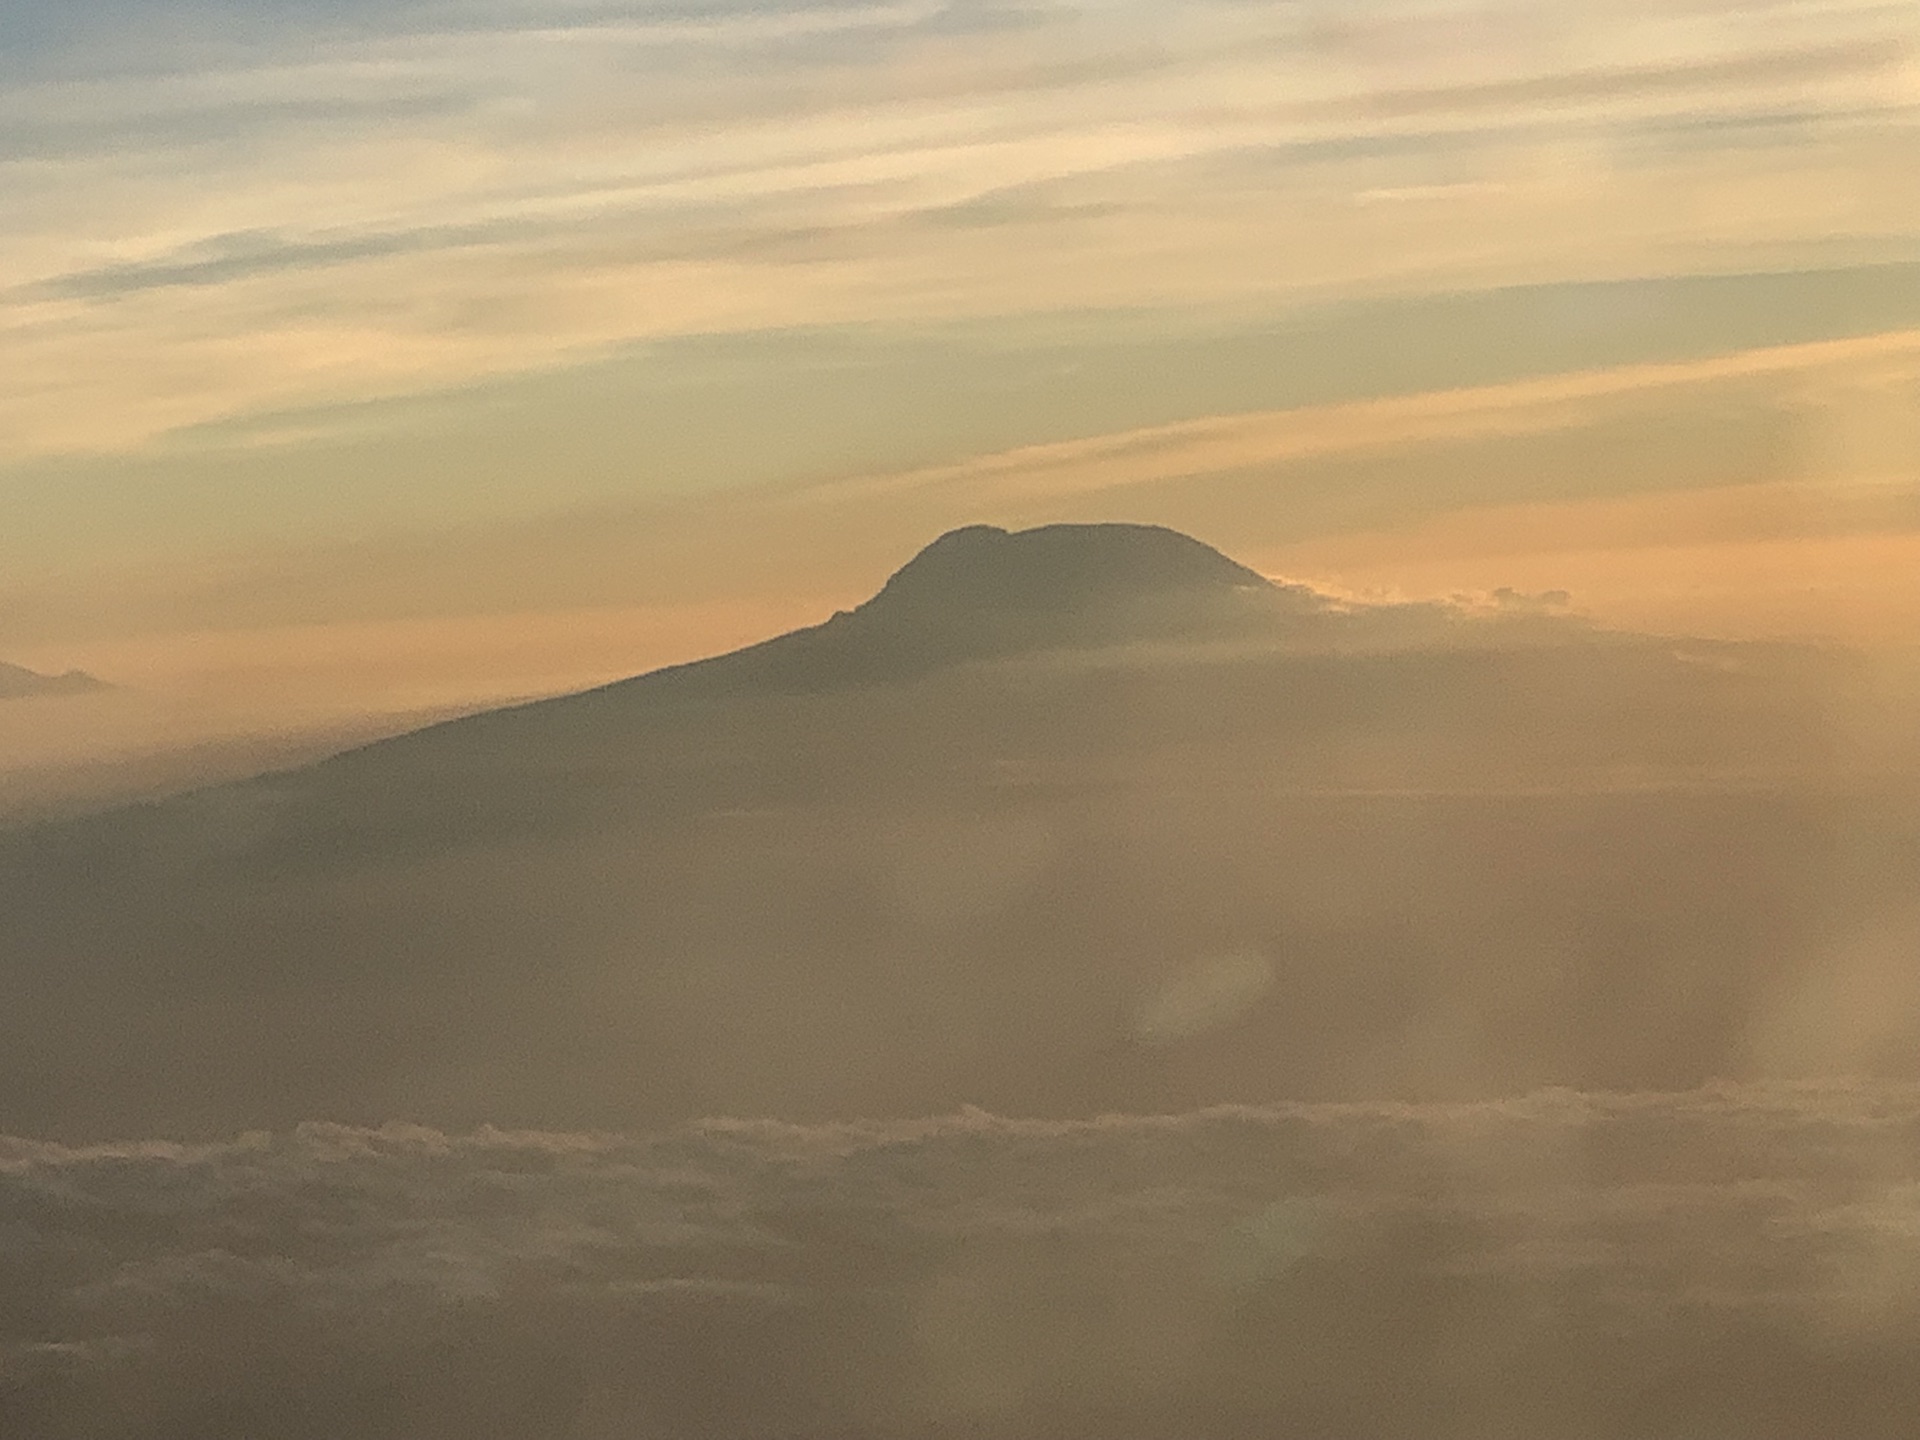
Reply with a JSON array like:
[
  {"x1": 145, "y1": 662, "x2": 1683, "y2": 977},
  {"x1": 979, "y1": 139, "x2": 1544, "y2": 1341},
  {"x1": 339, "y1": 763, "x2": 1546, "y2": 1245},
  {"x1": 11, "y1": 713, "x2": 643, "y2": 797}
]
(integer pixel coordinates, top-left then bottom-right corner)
[
  {"x1": 0, "y1": 522, "x2": 1918, "y2": 1437},
  {"x1": 6, "y1": 522, "x2": 1920, "y2": 1437},
  {"x1": 2, "y1": 521, "x2": 1910, "y2": 1137}
]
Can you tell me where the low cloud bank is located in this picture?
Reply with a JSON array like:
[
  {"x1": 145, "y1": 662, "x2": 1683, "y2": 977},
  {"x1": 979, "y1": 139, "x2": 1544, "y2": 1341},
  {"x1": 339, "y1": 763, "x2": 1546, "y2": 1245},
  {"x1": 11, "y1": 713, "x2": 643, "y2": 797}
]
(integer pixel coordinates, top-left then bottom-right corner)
[{"x1": 7, "y1": 1083, "x2": 1920, "y2": 1437}]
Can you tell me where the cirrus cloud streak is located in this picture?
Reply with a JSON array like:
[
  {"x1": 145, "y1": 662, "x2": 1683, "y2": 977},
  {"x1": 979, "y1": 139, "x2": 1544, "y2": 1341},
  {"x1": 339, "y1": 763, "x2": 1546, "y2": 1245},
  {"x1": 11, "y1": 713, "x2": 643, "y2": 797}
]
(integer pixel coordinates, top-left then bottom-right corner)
[{"x1": 3, "y1": 0, "x2": 1917, "y2": 461}]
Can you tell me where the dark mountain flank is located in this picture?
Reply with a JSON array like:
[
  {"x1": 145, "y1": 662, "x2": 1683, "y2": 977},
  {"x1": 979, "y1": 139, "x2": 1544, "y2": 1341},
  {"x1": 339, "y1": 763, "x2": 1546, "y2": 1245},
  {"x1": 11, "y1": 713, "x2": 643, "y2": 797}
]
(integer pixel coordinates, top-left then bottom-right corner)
[{"x1": 0, "y1": 525, "x2": 1909, "y2": 1140}]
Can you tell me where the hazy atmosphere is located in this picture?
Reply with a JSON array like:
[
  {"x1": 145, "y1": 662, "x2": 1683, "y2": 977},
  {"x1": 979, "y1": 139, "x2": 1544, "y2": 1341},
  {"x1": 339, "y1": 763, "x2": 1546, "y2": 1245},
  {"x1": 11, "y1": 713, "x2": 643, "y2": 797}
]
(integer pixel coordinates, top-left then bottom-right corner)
[{"x1": 5, "y1": 1, "x2": 1920, "y2": 1436}]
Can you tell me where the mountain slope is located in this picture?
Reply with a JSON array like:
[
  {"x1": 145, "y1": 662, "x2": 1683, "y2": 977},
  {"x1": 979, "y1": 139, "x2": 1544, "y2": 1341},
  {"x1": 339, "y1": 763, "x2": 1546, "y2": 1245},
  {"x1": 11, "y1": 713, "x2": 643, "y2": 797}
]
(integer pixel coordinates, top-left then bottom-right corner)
[{"x1": 1, "y1": 524, "x2": 1910, "y2": 1141}]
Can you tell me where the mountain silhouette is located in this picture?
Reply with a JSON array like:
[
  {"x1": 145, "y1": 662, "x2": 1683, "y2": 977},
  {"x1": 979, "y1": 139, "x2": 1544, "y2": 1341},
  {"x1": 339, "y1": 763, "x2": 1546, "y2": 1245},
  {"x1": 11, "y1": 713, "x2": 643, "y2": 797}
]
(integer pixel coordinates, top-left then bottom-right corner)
[
  {"x1": 301, "y1": 523, "x2": 1329, "y2": 773},
  {"x1": 450, "y1": 522, "x2": 1319, "y2": 705},
  {"x1": 0, "y1": 661, "x2": 106, "y2": 699},
  {"x1": 0, "y1": 524, "x2": 1905, "y2": 1141}
]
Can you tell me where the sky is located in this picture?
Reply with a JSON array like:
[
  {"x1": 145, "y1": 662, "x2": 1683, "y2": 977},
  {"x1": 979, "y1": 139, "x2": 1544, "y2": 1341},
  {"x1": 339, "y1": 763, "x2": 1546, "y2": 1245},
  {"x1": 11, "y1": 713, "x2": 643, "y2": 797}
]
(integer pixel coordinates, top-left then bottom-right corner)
[
  {"x1": 11, "y1": 11, "x2": 1920, "y2": 1426},
  {"x1": 4, "y1": 0, "x2": 1920, "y2": 782}
]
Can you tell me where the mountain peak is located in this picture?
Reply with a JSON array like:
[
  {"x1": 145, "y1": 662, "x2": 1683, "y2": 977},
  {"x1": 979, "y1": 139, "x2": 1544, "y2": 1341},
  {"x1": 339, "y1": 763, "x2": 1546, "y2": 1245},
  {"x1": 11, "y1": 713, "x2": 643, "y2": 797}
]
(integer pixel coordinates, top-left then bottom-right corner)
[
  {"x1": 860, "y1": 523, "x2": 1273, "y2": 623},
  {"x1": 345, "y1": 525, "x2": 1299, "y2": 734}
]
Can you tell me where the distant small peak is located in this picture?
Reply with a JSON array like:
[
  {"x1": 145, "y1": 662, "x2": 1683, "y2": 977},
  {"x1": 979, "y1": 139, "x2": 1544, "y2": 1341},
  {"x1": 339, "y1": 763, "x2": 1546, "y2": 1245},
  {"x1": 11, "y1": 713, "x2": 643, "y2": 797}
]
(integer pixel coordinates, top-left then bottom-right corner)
[{"x1": 0, "y1": 662, "x2": 109, "y2": 698}]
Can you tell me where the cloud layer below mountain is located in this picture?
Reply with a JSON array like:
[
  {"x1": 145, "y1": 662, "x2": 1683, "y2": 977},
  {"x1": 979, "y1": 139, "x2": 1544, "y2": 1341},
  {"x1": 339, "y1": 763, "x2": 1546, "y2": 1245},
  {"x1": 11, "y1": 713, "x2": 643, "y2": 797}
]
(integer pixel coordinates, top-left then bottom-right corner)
[{"x1": 7, "y1": 1082, "x2": 1920, "y2": 1438}]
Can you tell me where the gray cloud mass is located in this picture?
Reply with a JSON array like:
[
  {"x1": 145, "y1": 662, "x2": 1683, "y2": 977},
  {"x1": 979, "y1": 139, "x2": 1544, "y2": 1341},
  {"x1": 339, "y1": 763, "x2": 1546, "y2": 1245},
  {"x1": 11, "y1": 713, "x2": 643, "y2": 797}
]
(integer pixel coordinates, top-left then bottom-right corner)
[{"x1": 6, "y1": 1084, "x2": 1920, "y2": 1438}]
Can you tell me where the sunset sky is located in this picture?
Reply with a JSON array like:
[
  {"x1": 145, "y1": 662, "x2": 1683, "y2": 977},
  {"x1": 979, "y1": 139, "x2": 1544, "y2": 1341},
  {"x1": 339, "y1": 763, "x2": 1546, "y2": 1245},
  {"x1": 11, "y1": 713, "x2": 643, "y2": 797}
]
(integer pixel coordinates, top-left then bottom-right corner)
[
  {"x1": 5, "y1": 0, "x2": 1920, "y2": 772},
  {"x1": 15, "y1": 13, "x2": 1920, "y2": 1430}
]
